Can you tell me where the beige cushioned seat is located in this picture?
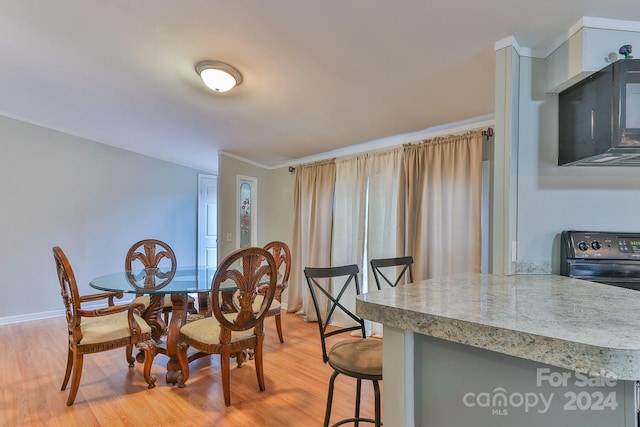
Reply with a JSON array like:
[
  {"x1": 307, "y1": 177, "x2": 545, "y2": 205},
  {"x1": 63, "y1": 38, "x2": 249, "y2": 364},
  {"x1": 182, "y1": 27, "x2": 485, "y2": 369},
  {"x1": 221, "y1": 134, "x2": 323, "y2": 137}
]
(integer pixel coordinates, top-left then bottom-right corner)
[
  {"x1": 80, "y1": 311, "x2": 151, "y2": 345},
  {"x1": 252, "y1": 294, "x2": 281, "y2": 313},
  {"x1": 232, "y1": 292, "x2": 281, "y2": 314},
  {"x1": 132, "y1": 294, "x2": 173, "y2": 309},
  {"x1": 179, "y1": 313, "x2": 255, "y2": 345}
]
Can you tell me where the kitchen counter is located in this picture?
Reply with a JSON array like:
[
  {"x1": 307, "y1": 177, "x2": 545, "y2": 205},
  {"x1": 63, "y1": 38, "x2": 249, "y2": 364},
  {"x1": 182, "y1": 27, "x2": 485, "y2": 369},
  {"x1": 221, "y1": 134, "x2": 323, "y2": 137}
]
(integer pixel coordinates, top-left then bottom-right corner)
[{"x1": 356, "y1": 273, "x2": 640, "y2": 426}]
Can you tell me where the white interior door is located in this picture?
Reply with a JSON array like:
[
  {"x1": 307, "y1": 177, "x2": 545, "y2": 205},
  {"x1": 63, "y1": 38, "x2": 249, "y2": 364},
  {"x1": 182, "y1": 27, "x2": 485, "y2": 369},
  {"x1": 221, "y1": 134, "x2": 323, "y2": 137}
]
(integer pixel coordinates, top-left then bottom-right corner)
[{"x1": 198, "y1": 174, "x2": 218, "y2": 267}]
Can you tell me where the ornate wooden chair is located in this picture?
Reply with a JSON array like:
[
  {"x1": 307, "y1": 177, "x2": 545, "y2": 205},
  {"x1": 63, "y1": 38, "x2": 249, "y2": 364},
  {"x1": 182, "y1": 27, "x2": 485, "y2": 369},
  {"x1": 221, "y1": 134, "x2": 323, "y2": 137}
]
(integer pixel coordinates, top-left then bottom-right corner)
[
  {"x1": 176, "y1": 246, "x2": 277, "y2": 406},
  {"x1": 53, "y1": 246, "x2": 157, "y2": 406},
  {"x1": 262, "y1": 241, "x2": 291, "y2": 343},
  {"x1": 237, "y1": 240, "x2": 292, "y2": 343},
  {"x1": 370, "y1": 255, "x2": 414, "y2": 290},
  {"x1": 304, "y1": 264, "x2": 382, "y2": 427},
  {"x1": 126, "y1": 239, "x2": 197, "y2": 325}
]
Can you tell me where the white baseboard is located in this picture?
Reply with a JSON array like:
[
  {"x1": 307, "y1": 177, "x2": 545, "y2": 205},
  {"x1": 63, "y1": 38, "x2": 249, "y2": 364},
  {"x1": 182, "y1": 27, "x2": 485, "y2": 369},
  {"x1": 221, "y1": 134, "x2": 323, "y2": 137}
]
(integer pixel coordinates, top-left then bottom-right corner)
[
  {"x1": 2, "y1": 298, "x2": 287, "y2": 326},
  {"x1": 0, "y1": 299, "x2": 133, "y2": 326},
  {"x1": 0, "y1": 309, "x2": 65, "y2": 325}
]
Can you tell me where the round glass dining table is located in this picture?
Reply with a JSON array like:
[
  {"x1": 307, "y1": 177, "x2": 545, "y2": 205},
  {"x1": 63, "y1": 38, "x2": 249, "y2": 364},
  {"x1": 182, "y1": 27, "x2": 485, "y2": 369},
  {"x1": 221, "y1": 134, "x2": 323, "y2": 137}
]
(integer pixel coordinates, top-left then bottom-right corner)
[
  {"x1": 90, "y1": 266, "x2": 234, "y2": 384},
  {"x1": 91, "y1": 265, "x2": 219, "y2": 294}
]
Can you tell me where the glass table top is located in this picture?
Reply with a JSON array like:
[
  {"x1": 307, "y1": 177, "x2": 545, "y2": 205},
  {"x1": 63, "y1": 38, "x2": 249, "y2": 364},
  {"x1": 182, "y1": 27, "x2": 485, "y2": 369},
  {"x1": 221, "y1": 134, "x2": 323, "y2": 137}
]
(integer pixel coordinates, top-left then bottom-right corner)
[{"x1": 90, "y1": 266, "x2": 231, "y2": 294}]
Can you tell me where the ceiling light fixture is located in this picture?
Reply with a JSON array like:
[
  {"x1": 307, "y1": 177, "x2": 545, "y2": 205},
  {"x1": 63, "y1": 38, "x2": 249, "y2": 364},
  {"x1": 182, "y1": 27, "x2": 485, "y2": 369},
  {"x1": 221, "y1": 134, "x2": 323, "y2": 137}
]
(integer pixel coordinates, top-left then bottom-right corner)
[{"x1": 195, "y1": 60, "x2": 243, "y2": 93}]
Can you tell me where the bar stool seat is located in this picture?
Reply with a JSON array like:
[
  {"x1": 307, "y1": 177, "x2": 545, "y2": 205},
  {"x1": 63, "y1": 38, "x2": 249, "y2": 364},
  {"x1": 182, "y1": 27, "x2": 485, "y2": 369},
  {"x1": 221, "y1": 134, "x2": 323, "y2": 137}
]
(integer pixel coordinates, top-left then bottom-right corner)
[{"x1": 328, "y1": 339, "x2": 382, "y2": 377}]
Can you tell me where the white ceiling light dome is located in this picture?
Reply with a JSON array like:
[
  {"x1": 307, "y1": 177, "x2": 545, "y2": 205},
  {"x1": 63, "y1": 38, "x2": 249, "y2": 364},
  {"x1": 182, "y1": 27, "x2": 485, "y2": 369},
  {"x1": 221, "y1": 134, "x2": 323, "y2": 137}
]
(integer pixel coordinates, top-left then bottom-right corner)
[{"x1": 195, "y1": 60, "x2": 243, "y2": 93}]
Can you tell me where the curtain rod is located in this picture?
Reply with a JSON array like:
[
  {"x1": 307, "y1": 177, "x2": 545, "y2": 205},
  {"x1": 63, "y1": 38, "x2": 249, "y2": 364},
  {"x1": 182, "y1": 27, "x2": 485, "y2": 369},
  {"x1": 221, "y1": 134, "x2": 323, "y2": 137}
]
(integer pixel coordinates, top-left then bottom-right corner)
[
  {"x1": 482, "y1": 127, "x2": 494, "y2": 139},
  {"x1": 289, "y1": 127, "x2": 494, "y2": 174}
]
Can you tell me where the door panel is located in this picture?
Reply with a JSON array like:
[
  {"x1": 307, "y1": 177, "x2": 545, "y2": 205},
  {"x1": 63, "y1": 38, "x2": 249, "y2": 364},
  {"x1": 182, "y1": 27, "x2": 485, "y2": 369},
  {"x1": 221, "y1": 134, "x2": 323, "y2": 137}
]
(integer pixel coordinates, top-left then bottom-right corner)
[{"x1": 198, "y1": 174, "x2": 217, "y2": 267}]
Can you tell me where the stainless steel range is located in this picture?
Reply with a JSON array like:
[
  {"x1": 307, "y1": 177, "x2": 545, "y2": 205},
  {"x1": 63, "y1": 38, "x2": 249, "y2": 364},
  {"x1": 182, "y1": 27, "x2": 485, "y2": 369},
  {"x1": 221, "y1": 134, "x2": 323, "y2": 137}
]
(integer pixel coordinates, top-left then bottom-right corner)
[{"x1": 560, "y1": 230, "x2": 640, "y2": 290}]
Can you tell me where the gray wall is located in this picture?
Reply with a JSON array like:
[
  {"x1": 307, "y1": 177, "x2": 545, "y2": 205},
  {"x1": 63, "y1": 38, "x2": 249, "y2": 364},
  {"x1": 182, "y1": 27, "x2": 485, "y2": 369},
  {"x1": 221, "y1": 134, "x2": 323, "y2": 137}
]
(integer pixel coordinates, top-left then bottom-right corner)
[
  {"x1": 217, "y1": 153, "x2": 294, "y2": 260},
  {"x1": 515, "y1": 56, "x2": 640, "y2": 272},
  {"x1": 0, "y1": 115, "x2": 201, "y2": 322},
  {"x1": 217, "y1": 154, "x2": 295, "y2": 306},
  {"x1": 263, "y1": 166, "x2": 295, "y2": 246}
]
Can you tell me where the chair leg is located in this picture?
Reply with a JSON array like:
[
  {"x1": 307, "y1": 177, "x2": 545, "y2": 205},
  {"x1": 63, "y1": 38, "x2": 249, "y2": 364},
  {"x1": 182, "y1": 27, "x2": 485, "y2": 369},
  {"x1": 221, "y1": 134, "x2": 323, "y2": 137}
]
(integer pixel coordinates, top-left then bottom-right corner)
[
  {"x1": 274, "y1": 313, "x2": 284, "y2": 343},
  {"x1": 324, "y1": 370, "x2": 340, "y2": 427},
  {"x1": 373, "y1": 379, "x2": 381, "y2": 427},
  {"x1": 355, "y1": 378, "x2": 362, "y2": 427},
  {"x1": 236, "y1": 351, "x2": 245, "y2": 368},
  {"x1": 255, "y1": 336, "x2": 266, "y2": 391},
  {"x1": 61, "y1": 346, "x2": 73, "y2": 391},
  {"x1": 125, "y1": 344, "x2": 134, "y2": 367},
  {"x1": 221, "y1": 347, "x2": 232, "y2": 406},
  {"x1": 138, "y1": 339, "x2": 157, "y2": 389},
  {"x1": 66, "y1": 352, "x2": 83, "y2": 406},
  {"x1": 176, "y1": 341, "x2": 190, "y2": 388},
  {"x1": 188, "y1": 299, "x2": 198, "y2": 314}
]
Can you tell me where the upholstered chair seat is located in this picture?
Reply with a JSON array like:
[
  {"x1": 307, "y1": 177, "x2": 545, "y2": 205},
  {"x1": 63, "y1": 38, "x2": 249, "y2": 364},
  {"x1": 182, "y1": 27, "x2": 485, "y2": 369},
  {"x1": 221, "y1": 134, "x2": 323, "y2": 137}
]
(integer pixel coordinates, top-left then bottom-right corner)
[
  {"x1": 179, "y1": 313, "x2": 256, "y2": 345},
  {"x1": 131, "y1": 294, "x2": 175, "y2": 311},
  {"x1": 79, "y1": 311, "x2": 151, "y2": 345}
]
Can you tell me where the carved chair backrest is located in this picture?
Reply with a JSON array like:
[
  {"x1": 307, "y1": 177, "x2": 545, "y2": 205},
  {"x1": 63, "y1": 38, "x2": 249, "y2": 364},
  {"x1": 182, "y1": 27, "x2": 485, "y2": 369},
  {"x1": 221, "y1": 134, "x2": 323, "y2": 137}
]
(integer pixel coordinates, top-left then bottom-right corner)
[
  {"x1": 125, "y1": 239, "x2": 177, "y2": 290},
  {"x1": 53, "y1": 246, "x2": 82, "y2": 334},
  {"x1": 263, "y1": 241, "x2": 291, "y2": 300},
  {"x1": 211, "y1": 247, "x2": 277, "y2": 343},
  {"x1": 125, "y1": 239, "x2": 177, "y2": 271}
]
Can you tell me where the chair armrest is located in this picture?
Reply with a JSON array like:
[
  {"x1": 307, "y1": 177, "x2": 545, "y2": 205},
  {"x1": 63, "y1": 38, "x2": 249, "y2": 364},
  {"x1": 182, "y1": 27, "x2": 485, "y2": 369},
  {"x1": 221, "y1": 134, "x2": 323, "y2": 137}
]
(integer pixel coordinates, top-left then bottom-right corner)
[
  {"x1": 79, "y1": 291, "x2": 124, "y2": 306},
  {"x1": 77, "y1": 303, "x2": 131, "y2": 317},
  {"x1": 77, "y1": 300, "x2": 145, "y2": 317}
]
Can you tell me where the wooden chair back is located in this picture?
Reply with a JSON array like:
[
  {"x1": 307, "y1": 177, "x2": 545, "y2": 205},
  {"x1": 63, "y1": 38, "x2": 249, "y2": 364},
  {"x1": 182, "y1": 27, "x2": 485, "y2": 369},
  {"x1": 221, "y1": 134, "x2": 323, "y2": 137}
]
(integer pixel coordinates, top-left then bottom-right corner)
[
  {"x1": 263, "y1": 240, "x2": 291, "y2": 301},
  {"x1": 211, "y1": 246, "x2": 277, "y2": 337},
  {"x1": 125, "y1": 239, "x2": 177, "y2": 270},
  {"x1": 53, "y1": 246, "x2": 83, "y2": 334}
]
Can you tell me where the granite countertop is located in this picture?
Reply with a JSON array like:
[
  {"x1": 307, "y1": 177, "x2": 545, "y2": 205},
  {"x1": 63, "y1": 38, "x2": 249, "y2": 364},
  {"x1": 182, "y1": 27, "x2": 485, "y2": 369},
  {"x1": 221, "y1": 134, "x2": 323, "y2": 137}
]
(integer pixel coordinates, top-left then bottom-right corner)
[{"x1": 356, "y1": 273, "x2": 640, "y2": 380}]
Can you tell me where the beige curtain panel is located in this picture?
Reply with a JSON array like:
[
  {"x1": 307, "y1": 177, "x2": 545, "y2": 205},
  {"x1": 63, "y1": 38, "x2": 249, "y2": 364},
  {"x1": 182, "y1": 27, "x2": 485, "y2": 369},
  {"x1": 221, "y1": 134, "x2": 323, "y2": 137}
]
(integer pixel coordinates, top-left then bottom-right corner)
[
  {"x1": 288, "y1": 129, "x2": 484, "y2": 324},
  {"x1": 403, "y1": 130, "x2": 483, "y2": 281},
  {"x1": 288, "y1": 159, "x2": 336, "y2": 322}
]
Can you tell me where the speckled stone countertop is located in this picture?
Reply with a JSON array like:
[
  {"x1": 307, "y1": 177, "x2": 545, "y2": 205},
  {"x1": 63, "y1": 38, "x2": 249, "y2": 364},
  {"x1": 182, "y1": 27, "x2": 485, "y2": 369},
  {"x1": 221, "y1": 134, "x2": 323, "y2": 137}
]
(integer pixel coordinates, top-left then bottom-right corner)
[{"x1": 356, "y1": 273, "x2": 640, "y2": 380}]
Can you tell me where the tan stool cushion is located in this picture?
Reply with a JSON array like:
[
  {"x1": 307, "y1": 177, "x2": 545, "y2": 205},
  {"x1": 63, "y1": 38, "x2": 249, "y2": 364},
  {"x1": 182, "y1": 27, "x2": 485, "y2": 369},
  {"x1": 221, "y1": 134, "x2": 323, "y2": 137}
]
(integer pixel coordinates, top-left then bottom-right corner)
[
  {"x1": 80, "y1": 311, "x2": 151, "y2": 345},
  {"x1": 328, "y1": 338, "x2": 383, "y2": 377}
]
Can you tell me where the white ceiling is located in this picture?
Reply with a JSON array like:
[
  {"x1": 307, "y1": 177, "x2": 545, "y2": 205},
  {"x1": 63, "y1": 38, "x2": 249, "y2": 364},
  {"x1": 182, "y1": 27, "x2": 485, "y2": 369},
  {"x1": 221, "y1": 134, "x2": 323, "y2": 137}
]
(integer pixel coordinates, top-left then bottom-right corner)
[{"x1": 2, "y1": 1, "x2": 640, "y2": 173}]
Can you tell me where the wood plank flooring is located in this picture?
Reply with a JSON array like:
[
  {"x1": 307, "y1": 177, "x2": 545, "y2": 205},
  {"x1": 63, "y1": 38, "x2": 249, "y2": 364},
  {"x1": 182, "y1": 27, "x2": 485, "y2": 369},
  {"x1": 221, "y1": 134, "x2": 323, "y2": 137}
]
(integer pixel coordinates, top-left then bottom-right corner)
[{"x1": 0, "y1": 311, "x2": 382, "y2": 426}]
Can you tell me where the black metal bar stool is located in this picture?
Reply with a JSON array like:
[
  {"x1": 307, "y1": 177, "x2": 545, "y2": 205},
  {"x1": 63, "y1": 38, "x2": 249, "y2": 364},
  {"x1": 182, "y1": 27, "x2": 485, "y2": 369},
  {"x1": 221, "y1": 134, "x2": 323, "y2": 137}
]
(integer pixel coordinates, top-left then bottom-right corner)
[{"x1": 304, "y1": 264, "x2": 382, "y2": 427}]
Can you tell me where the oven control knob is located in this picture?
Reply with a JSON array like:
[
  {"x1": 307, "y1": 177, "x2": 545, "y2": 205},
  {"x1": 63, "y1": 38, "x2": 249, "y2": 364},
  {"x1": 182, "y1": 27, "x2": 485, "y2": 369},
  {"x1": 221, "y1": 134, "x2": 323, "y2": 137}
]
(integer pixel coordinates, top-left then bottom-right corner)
[
  {"x1": 578, "y1": 241, "x2": 589, "y2": 251},
  {"x1": 591, "y1": 241, "x2": 601, "y2": 250}
]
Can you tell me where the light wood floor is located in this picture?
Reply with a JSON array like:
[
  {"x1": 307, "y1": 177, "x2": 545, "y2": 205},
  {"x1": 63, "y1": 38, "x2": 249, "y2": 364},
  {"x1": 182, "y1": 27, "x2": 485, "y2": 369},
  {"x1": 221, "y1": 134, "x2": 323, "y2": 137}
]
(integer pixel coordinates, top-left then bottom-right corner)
[{"x1": 0, "y1": 311, "x2": 382, "y2": 426}]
